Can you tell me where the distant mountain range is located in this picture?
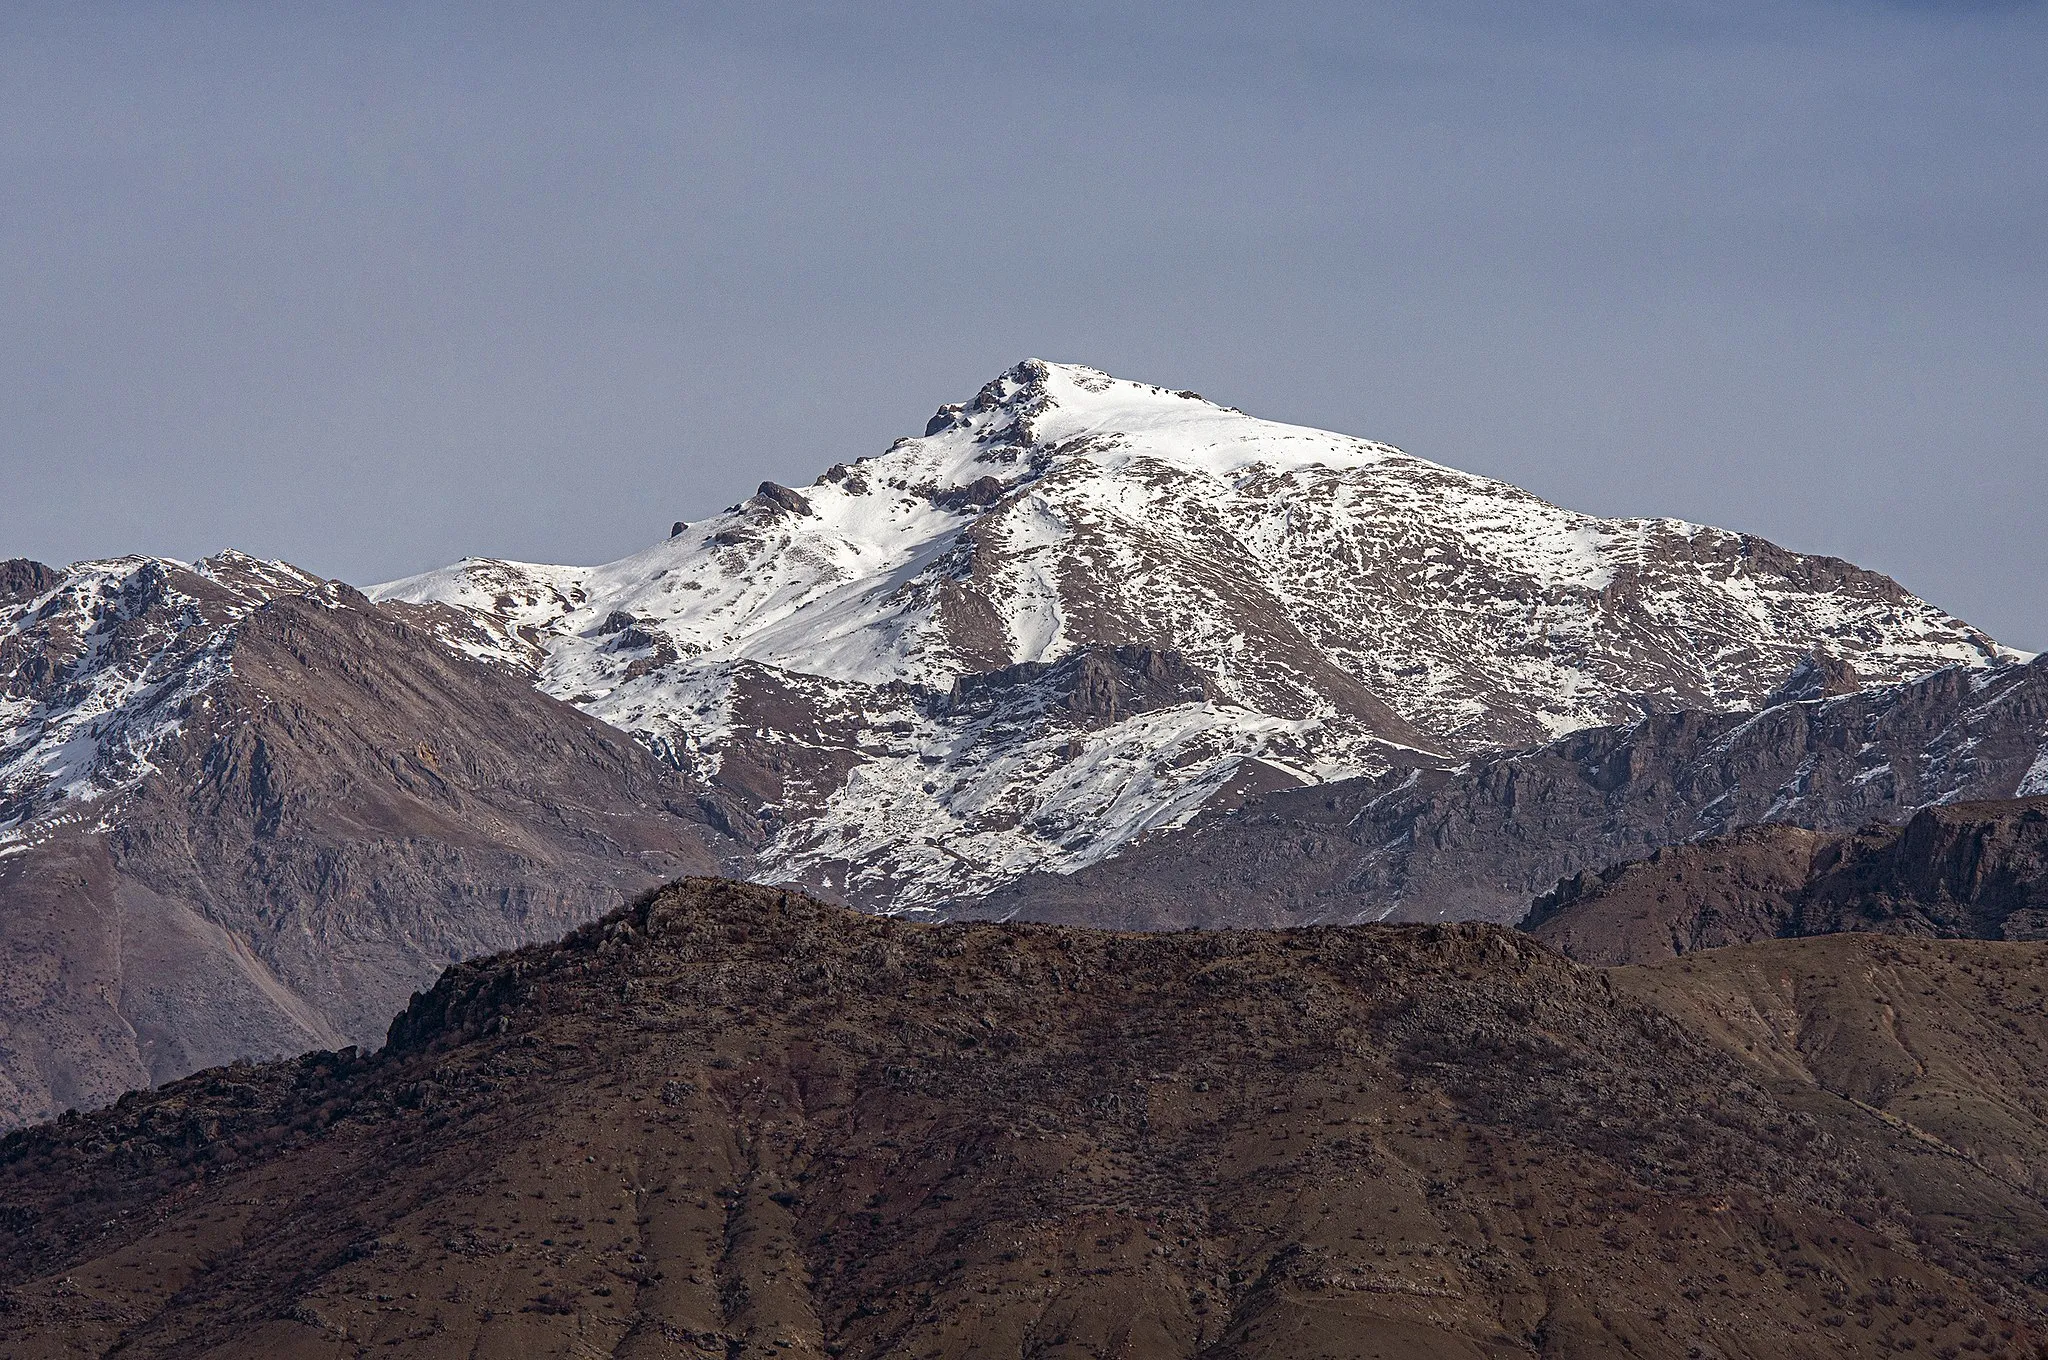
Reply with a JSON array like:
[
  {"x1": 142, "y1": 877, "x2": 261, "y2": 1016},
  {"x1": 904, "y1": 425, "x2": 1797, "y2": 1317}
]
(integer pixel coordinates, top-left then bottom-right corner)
[{"x1": 1, "y1": 359, "x2": 2039, "y2": 1127}]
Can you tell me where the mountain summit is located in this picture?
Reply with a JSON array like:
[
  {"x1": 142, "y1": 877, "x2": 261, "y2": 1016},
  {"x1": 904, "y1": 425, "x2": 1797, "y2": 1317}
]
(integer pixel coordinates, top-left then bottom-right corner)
[{"x1": 376, "y1": 360, "x2": 2013, "y2": 910}]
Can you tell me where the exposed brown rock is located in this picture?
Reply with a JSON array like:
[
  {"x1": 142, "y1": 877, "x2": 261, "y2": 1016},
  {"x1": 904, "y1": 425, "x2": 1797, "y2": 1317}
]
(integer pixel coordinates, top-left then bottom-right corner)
[
  {"x1": 1766, "y1": 650, "x2": 1863, "y2": 705},
  {"x1": 0, "y1": 559, "x2": 60, "y2": 609},
  {"x1": 1528, "y1": 797, "x2": 2048, "y2": 965},
  {"x1": 752, "y1": 481, "x2": 815, "y2": 518},
  {"x1": 933, "y1": 472, "x2": 1008, "y2": 509},
  {"x1": 944, "y1": 644, "x2": 1219, "y2": 721}
]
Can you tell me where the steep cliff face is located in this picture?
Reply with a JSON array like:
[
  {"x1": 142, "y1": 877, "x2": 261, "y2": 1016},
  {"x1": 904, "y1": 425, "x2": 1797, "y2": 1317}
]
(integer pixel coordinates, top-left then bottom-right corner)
[
  {"x1": 1802, "y1": 797, "x2": 2048, "y2": 937},
  {"x1": 1527, "y1": 796, "x2": 2048, "y2": 965},
  {"x1": 375, "y1": 360, "x2": 2014, "y2": 911},
  {"x1": 0, "y1": 568, "x2": 739, "y2": 1129},
  {"x1": 1519, "y1": 826, "x2": 1829, "y2": 964},
  {"x1": 967, "y1": 654, "x2": 2048, "y2": 929},
  {"x1": 6, "y1": 880, "x2": 2048, "y2": 1359}
]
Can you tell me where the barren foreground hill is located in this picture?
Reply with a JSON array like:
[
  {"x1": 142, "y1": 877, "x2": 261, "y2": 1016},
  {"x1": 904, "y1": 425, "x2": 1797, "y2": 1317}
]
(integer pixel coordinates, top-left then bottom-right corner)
[{"x1": 6, "y1": 879, "x2": 2048, "y2": 1359}]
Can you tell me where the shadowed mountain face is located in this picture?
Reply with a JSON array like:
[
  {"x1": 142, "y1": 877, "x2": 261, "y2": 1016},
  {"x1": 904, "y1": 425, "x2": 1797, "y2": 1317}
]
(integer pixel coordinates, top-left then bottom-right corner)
[
  {"x1": 1526, "y1": 797, "x2": 2048, "y2": 965},
  {"x1": 0, "y1": 571, "x2": 740, "y2": 1130},
  {"x1": 964, "y1": 655, "x2": 2048, "y2": 930},
  {"x1": 4, "y1": 880, "x2": 2048, "y2": 1358}
]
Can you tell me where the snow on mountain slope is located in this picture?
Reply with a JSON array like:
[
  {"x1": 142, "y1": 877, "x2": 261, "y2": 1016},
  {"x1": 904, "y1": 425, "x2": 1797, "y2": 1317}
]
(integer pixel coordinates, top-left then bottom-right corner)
[
  {"x1": 0, "y1": 552, "x2": 326, "y2": 855},
  {"x1": 690, "y1": 645, "x2": 1374, "y2": 907},
  {"x1": 375, "y1": 359, "x2": 2016, "y2": 910},
  {"x1": 966, "y1": 654, "x2": 2048, "y2": 932}
]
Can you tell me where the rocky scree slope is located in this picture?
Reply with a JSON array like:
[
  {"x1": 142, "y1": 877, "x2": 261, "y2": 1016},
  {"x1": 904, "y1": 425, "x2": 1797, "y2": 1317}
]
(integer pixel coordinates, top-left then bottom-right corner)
[
  {"x1": 1527, "y1": 796, "x2": 2048, "y2": 965},
  {"x1": 967, "y1": 652, "x2": 2048, "y2": 929},
  {"x1": 375, "y1": 360, "x2": 2011, "y2": 912},
  {"x1": 0, "y1": 555, "x2": 739, "y2": 1130},
  {"x1": 8, "y1": 879, "x2": 2048, "y2": 1358}
]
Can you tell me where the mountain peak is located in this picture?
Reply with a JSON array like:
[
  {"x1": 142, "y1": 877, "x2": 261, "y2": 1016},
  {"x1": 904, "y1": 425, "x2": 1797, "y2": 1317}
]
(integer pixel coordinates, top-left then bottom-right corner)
[{"x1": 899, "y1": 360, "x2": 1405, "y2": 494}]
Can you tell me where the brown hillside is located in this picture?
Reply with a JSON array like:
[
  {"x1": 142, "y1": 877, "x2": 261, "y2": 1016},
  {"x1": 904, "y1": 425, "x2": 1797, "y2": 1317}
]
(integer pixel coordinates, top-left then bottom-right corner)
[
  {"x1": 4, "y1": 880, "x2": 2048, "y2": 1357},
  {"x1": 1615, "y1": 933, "x2": 2048, "y2": 1203}
]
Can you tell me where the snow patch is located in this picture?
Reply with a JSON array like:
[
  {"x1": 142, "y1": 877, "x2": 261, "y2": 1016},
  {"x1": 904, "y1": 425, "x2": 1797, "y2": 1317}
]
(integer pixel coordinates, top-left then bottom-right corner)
[{"x1": 2020, "y1": 743, "x2": 2048, "y2": 798}]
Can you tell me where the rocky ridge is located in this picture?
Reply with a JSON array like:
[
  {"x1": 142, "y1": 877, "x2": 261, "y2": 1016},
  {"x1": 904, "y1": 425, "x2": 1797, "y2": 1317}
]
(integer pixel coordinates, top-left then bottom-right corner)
[
  {"x1": 6, "y1": 879, "x2": 2048, "y2": 1357},
  {"x1": 1526, "y1": 796, "x2": 2048, "y2": 965}
]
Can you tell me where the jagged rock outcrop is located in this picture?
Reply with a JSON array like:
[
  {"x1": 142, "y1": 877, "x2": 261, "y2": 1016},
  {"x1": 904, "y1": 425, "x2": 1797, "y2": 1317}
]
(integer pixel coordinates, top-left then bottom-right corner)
[
  {"x1": 1528, "y1": 796, "x2": 2048, "y2": 964},
  {"x1": 751, "y1": 480, "x2": 815, "y2": 518},
  {"x1": 0, "y1": 559, "x2": 61, "y2": 610},
  {"x1": 1766, "y1": 650, "x2": 1863, "y2": 705},
  {"x1": 1521, "y1": 825, "x2": 1828, "y2": 964},
  {"x1": 943, "y1": 644, "x2": 1219, "y2": 720}
]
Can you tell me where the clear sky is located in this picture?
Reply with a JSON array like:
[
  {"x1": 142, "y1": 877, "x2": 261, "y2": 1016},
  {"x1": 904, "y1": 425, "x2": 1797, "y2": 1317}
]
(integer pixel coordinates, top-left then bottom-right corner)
[{"x1": 3, "y1": 3, "x2": 2043, "y2": 648}]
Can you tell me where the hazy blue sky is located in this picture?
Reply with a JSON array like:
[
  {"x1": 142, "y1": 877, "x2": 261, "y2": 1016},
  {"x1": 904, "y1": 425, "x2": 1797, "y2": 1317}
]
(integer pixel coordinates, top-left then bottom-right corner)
[{"x1": 3, "y1": 2, "x2": 2043, "y2": 647}]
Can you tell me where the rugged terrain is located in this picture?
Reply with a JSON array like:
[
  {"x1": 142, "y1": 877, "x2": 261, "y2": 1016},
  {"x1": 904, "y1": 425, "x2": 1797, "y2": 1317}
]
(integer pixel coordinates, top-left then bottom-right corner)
[
  {"x1": 1, "y1": 360, "x2": 2032, "y2": 1129},
  {"x1": 1527, "y1": 796, "x2": 2048, "y2": 964},
  {"x1": 968, "y1": 652, "x2": 2048, "y2": 929},
  {"x1": 5, "y1": 879, "x2": 2048, "y2": 1358},
  {"x1": 376, "y1": 360, "x2": 2014, "y2": 911},
  {"x1": 0, "y1": 556, "x2": 739, "y2": 1129}
]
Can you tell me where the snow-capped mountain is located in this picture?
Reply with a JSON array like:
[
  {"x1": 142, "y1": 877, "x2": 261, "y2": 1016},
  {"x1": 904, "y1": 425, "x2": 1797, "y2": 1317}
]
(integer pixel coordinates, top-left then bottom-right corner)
[
  {"x1": 375, "y1": 360, "x2": 2014, "y2": 910},
  {"x1": 0, "y1": 357, "x2": 2030, "y2": 1126}
]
